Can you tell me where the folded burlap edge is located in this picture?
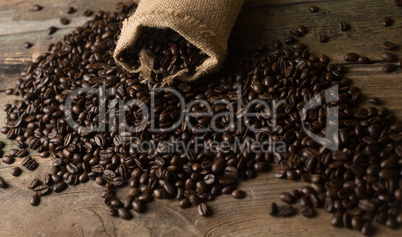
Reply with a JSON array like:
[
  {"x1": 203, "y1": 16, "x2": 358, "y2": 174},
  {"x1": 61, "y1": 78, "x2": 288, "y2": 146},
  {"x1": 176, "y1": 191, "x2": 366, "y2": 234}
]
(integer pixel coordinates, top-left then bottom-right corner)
[{"x1": 113, "y1": 8, "x2": 227, "y2": 85}]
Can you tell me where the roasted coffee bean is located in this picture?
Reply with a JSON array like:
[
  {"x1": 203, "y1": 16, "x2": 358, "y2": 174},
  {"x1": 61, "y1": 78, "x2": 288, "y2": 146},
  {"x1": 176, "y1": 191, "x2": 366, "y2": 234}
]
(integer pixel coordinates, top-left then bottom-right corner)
[
  {"x1": 197, "y1": 203, "x2": 208, "y2": 216},
  {"x1": 131, "y1": 200, "x2": 146, "y2": 213},
  {"x1": 232, "y1": 189, "x2": 245, "y2": 199},
  {"x1": 383, "y1": 64, "x2": 396, "y2": 73},
  {"x1": 28, "y1": 178, "x2": 40, "y2": 189},
  {"x1": 48, "y1": 26, "x2": 58, "y2": 35},
  {"x1": 296, "y1": 25, "x2": 308, "y2": 35},
  {"x1": 60, "y1": 18, "x2": 69, "y2": 25},
  {"x1": 34, "y1": 184, "x2": 49, "y2": 196},
  {"x1": 105, "y1": 204, "x2": 117, "y2": 216},
  {"x1": 118, "y1": 207, "x2": 132, "y2": 220},
  {"x1": 397, "y1": 60, "x2": 402, "y2": 69},
  {"x1": 67, "y1": 7, "x2": 75, "y2": 14},
  {"x1": 357, "y1": 57, "x2": 370, "y2": 64},
  {"x1": 361, "y1": 222, "x2": 375, "y2": 236},
  {"x1": 339, "y1": 22, "x2": 349, "y2": 31},
  {"x1": 283, "y1": 36, "x2": 296, "y2": 45},
  {"x1": 11, "y1": 167, "x2": 22, "y2": 176},
  {"x1": 382, "y1": 52, "x2": 396, "y2": 62},
  {"x1": 31, "y1": 5, "x2": 43, "y2": 11},
  {"x1": 301, "y1": 207, "x2": 315, "y2": 217},
  {"x1": 344, "y1": 52, "x2": 359, "y2": 62},
  {"x1": 383, "y1": 41, "x2": 397, "y2": 50},
  {"x1": 318, "y1": 34, "x2": 327, "y2": 43},
  {"x1": 24, "y1": 42, "x2": 33, "y2": 49},
  {"x1": 53, "y1": 182, "x2": 68, "y2": 193},
  {"x1": 0, "y1": 176, "x2": 8, "y2": 188},
  {"x1": 83, "y1": 9, "x2": 93, "y2": 17},
  {"x1": 351, "y1": 215, "x2": 363, "y2": 230},
  {"x1": 382, "y1": 17, "x2": 393, "y2": 27},
  {"x1": 331, "y1": 212, "x2": 343, "y2": 227},
  {"x1": 16, "y1": 149, "x2": 28, "y2": 157},
  {"x1": 2, "y1": 155, "x2": 15, "y2": 164},
  {"x1": 368, "y1": 97, "x2": 381, "y2": 105},
  {"x1": 277, "y1": 205, "x2": 296, "y2": 217},
  {"x1": 31, "y1": 194, "x2": 40, "y2": 206},
  {"x1": 280, "y1": 192, "x2": 296, "y2": 204},
  {"x1": 269, "y1": 202, "x2": 278, "y2": 216},
  {"x1": 308, "y1": 5, "x2": 319, "y2": 12},
  {"x1": 179, "y1": 198, "x2": 191, "y2": 209}
]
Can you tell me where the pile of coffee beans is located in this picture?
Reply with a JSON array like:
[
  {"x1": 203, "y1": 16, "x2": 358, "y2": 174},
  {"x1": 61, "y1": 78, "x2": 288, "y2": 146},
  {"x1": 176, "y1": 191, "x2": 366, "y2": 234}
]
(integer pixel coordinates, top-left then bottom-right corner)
[
  {"x1": 118, "y1": 27, "x2": 208, "y2": 84},
  {"x1": 0, "y1": 1, "x2": 401, "y2": 236}
]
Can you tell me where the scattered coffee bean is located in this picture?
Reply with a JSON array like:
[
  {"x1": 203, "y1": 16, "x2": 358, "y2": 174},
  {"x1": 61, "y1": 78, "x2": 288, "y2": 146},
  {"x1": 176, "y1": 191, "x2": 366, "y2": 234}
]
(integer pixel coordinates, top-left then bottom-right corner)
[
  {"x1": 382, "y1": 17, "x2": 393, "y2": 27},
  {"x1": 11, "y1": 167, "x2": 22, "y2": 176},
  {"x1": 339, "y1": 21, "x2": 349, "y2": 31},
  {"x1": 277, "y1": 205, "x2": 296, "y2": 217},
  {"x1": 383, "y1": 41, "x2": 397, "y2": 50},
  {"x1": 269, "y1": 202, "x2": 278, "y2": 216},
  {"x1": 318, "y1": 33, "x2": 327, "y2": 42},
  {"x1": 34, "y1": 184, "x2": 49, "y2": 196},
  {"x1": 284, "y1": 36, "x2": 296, "y2": 45},
  {"x1": 368, "y1": 97, "x2": 381, "y2": 105},
  {"x1": 2, "y1": 155, "x2": 15, "y2": 164},
  {"x1": 67, "y1": 7, "x2": 75, "y2": 14},
  {"x1": 296, "y1": 25, "x2": 308, "y2": 35},
  {"x1": 83, "y1": 9, "x2": 93, "y2": 17},
  {"x1": 117, "y1": 208, "x2": 132, "y2": 220},
  {"x1": 301, "y1": 207, "x2": 315, "y2": 217},
  {"x1": 308, "y1": 5, "x2": 319, "y2": 12},
  {"x1": 280, "y1": 192, "x2": 296, "y2": 204},
  {"x1": 60, "y1": 18, "x2": 69, "y2": 25},
  {"x1": 31, "y1": 5, "x2": 43, "y2": 11},
  {"x1": 197, "y1": 203, "x2": 208, "y2": 216},
  {"x1": 0, "y1": 176, "x2": 8, "y2": 188},
  {"x1": 30, "y1": 194, "x2": 40, "y2": 206},
  {"x1": 361, "y1": 222, "x2": 375, "y2": 236},
  {"x1": 232, "y1": 189, "x2": 245, "y2": 199},
  {"x1": 344, "y1": 52, "x2": 359, "y2": 62},
  {"x1": 357, "y1": 56, "x2": 370, "y2": 64},
  {"x1": 24, "y1": 42, "x2": 33, "y2": 49},
  {"x1": 382, "y1": 52, "x2": 397, "y2": 62},
  {"x1": 28, "y1": 178, "x2": 40, "y2": 189},
  {"x1": 383, "y1": 63, "x2": 396, "y2": 73},
  {"x1": 397, "y1": 59, "x2": 402, "y2": 69},
  {"x1": 48, "y1": 26, "x2": 58, "y2": 35}
]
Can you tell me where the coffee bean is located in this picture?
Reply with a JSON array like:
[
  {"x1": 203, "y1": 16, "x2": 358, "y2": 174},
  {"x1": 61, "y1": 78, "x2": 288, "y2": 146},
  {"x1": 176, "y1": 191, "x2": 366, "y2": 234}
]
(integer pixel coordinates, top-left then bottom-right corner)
[
  {"x1": 67, "y1": 7, "x2": 75, "y2": 14},
  {"x1": 280, "y1": 192, "x2": 296, "y2": 204},
  {"x1": 11, "y1": 167, "x2": 22, "y2": 176},
  {"x1": 83, "y1": 9, "x2": 93, "y2": 17},
  {"x1": 179, "y1": 198, "x2": 191, "y2": 209},
  {"x1": 301, "y1": 207, "x2": 315, "y2": 217},
  {"x1": 31, "y1": 194, "x2": 40, "y2": 206},
  {"x1": 357, "y1": 56, "x2": 370, "y2": 64},
  {"x1": 2, "y1": 155, "x2": 15, "y2": 164},
  {"x1": 308, "y1": 5, "x2": 319, "y2": 12},
  {"x1": 118, "y1": 207, "x2": 132, "y2": 220},
  {"x1": 269, "y1": 202, "x2": 278, "y2": 216},
  {"x1": 24, "y1": 42, "x2": 33, "y2": 49},
  {"x1": 28, "y1": 178, "x2": 40, "y2": 189},
  {"x1": 283, "y1": 36, "x2": 296, "y2": 45},
  {"x1": 318, "y1": 34, "x2": 327, "y2": 43},
  {"x1": 331, "y1": 212, "x2": 343, "y2": 227},
  {"x1": 232, "y1": 189, "x2": 245, "y2": 199},
  {"x1": 131, "y1": 200, "x2": 146, "y2": 213},
  {"x1": 60, "y1": 18, "x2": 69, "y2": 25},
  {"x1": 34, "y1": 184, "x2": 49, "y2": 196},
  {"x1": 382, "y1": 17, "x2": 393, "y2": 27},
  {"x1": 397, "y1": 60, "x2": 402, "y2": 69},
  {"x1": 0, "y1": 176, "x2": 8, "y2": 188},
  {"x1": 32, "y1": 5, "x2": 43, "y2": 11},
  {"x1": 54, "y1": 182, "x2": 68, "y2": 193},
  {"x1": 368, "y1": 97, "x2": 381, "y2": 105},
  {"x1": 277, "y1": 204, "x2": 296, "y2": 217},
  {"x1": 105, "y1": 204, "x2": 117, "y2": 216},
  {"x1": 382, "y1": 52, "x2": 397, "y2": 62},
  {"x1": 361, "y1": 222, "x2": 375, "y2": 236},
  {"x1": 383, "y1": 63, "x2": 396, "y2": 73},
  {"x1": 383, "y1": 41, "x2": 397, "y2": 50},
  {"x1": 197, "y1": 203, "x2": 208, "y2": 216},
  {"x1": 339, "y1": 22, "x2": 349, "y2": 31},
  {"x1": 351, "y1": 215, "x2": 363, "y2": 230},
  {"x1": 48, "y1": 26, "x2": 58, "y2": 35},
  {"x1": 344, "y1": 52, "x2": 359, "y2": 62},
  {"x1": 296, "y1": 25, "x2": 308, "y2": 35}
]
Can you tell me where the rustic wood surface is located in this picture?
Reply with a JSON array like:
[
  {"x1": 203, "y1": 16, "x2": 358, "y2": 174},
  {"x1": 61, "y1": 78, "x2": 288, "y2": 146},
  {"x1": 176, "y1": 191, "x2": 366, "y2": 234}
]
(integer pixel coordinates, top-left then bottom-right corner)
[{"x1": 0, "y1": 0, "x2": 401, "y2": 236}]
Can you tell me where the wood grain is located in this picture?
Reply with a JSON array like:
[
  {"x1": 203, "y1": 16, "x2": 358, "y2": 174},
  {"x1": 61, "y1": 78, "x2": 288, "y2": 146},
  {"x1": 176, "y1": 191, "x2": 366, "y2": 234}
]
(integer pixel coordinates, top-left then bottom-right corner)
[{"x1": 0, "y1": 0, "x2": 401, "y2": 236}]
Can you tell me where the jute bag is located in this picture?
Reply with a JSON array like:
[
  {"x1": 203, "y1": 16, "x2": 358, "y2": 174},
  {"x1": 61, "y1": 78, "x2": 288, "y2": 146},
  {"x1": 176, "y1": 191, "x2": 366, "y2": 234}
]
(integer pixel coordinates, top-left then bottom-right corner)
[{"x1": 114, "y1": 0, "x2": 244, "y2": 85}]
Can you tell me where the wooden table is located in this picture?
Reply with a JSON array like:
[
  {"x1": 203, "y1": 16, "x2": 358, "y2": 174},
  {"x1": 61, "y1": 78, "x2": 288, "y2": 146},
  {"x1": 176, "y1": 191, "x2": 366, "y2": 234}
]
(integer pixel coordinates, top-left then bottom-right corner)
[{"x1": 0, "y1": 0, "x2": 401, "y2": 236}]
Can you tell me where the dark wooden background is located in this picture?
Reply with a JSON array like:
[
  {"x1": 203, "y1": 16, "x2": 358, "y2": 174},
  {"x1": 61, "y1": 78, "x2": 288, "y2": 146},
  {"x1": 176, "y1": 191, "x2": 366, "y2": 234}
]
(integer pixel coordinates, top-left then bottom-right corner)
[{"x1": 0, "y1": 0, "x2": 401, "y2": 236}]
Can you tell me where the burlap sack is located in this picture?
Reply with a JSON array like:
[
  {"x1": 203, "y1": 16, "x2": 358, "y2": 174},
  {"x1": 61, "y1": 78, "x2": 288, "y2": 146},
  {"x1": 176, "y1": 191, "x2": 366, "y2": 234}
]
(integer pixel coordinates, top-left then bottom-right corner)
[{"x1": 113, "y1": 0, "x2": 244, "y2": 85}]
